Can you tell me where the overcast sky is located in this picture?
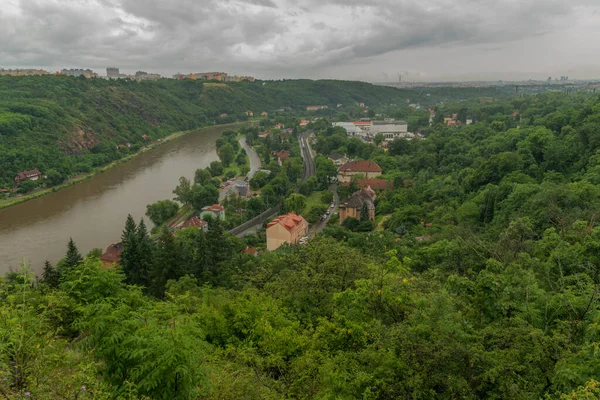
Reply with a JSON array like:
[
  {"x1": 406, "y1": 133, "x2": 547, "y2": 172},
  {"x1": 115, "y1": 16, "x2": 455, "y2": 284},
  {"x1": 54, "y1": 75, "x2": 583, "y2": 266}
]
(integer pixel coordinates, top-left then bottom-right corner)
[{"x1": 2, "y1": 0, "x2": 600, "y2": 82}]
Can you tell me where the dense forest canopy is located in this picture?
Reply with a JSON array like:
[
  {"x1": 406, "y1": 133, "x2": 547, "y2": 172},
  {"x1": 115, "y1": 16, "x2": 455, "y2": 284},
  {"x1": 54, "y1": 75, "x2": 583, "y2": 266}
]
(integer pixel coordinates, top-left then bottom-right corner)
[{"x1": 4, "y1": 82, "x2": 600, "y2": 398}]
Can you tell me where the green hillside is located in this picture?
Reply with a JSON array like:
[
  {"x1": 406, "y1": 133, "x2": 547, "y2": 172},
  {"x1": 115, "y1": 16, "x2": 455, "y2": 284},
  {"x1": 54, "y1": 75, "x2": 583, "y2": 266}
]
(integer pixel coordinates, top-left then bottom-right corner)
[
  {"x1": 0, "y1": 76, "x2": 209, "y2": 188},
  {"x1": 0, "y1": 76, "x2": 517, "y2": 189}
]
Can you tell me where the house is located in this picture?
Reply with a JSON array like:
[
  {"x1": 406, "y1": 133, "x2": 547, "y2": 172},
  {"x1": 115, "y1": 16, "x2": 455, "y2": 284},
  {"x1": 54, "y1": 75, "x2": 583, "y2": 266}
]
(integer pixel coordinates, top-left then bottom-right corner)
[
  {"x1": 258, "y1": 130, "x2": 271, "y2": 138},
  {"x1": 243, "y1": 247, "x2": 259, "y2": 256},
  {"x1": 141, "y1": 134, "x2": 149, "y2": 140},
  {"x1": 176, "y1": 216, "x2": 209, "y2": 231},
  {"x1": 339, "y1": 187, "x2": 376, "y2": 224},
  {"x1": 343, "y1": 179, "x2": 394, "y2": 191},
  {"x1": 100, "y1": 243, "x2": 124, "y2": 268},
  {"x1": 261, "y1": 112, "x2": 268, "y2": 117},
  {"x1": 337, "y1": 160, "x2": 382, "y2": 183},
  {"x1": 200, "y1": 204, "x2": 225, "y2": 220},
  {"x1": 328, "y1": 153, "x2": 350, "y2": 166},
  {"x1": 299, "y1": 119, "x2": 310, "y2": 127},
  {"x1": 0, "y1": 188, "x2": 9, "y2": 194},
  {"x1": 266, "y1": 213, "x2": 309, "y2": 251},
  {"x1": 276, "y1": 150, "x2": 290, "y2": 165},
  {"x1": 14, "y1": 169, "x2": 42, "y2": 185},
  {"x1": 220, "y1": 113, "x2": 229, "y2": 118},
  {"x1": 359, "y1": 102, "x2": 365, "y2": 107},
  {"x1": 245, "y1": 111, "x2": 254, "y2": 117},
  {"x1": 274, "y1": 123, "x2": 284, "y2": 129}
]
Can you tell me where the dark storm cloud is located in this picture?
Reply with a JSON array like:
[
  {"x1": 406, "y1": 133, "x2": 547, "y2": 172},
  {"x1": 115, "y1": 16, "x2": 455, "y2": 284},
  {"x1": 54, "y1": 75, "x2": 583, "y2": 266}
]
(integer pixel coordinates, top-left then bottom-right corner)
[{"x1": 1, "y1": 0, "x2": 599, "y2": 79}]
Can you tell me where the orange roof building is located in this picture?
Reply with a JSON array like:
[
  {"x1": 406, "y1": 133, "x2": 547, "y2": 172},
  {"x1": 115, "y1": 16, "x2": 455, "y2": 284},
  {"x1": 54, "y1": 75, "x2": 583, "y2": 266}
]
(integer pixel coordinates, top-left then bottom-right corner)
[
  {"x1": 176, "y1": 216, "x2": 209, "y2": 231},
  {"x1": 337, "y1": 160, "x2": 382, "y2": 183},
  {"x1": 266, "y1": 213, "x2": 308, "y2": 251},
  {"x1": 100, "y1": 243, "x2": 124, "y2": 268}
]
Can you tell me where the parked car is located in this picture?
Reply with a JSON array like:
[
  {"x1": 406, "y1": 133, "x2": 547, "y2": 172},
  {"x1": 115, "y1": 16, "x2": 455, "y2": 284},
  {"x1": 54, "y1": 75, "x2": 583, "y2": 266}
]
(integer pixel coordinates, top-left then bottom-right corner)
[
  {"x1": 330, "y1": 203, "x2": 335, "y2": 208},
  {"x1": 326, "y1": 210, "x2": 330, "y2": 215}
]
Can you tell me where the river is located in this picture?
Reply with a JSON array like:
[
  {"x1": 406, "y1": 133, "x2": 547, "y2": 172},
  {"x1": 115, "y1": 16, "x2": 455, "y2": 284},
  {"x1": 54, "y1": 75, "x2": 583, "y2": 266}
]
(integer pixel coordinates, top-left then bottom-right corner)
[{"x1": 0, "y1": 124, "x2": 238, "y2": 276}]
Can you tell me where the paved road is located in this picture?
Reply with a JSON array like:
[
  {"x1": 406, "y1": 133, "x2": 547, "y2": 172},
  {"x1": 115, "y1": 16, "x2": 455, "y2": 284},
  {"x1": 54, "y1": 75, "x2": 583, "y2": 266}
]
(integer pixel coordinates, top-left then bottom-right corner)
[
  {"x1": 219, "y1": 136, "x2": 261, "y2": 201},
  {"x1": 308, "y1": 183, "x2": 338, "y2": 237}
]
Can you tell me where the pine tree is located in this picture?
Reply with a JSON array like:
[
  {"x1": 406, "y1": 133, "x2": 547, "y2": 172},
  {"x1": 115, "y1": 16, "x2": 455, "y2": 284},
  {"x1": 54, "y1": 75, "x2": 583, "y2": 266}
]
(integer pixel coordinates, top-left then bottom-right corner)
[
  {"x1": 360, "y1": 201, "x2": 370, "y2": 223},
  {"x1": 41, "y1": 260, "x2": 60, "y2": 288},
  {"x1": 120, "y1": 214, "x2": 138, "y2": 284},
  {"x1": 150, "y1": 226, "x2": 182, "y2": 297},
  {"x1": 64, "y1": 238, "x2": 83, "y2": 270},
  {"x1": 192, "y1": 228, "x2": 210, "y2": 280},
  {"x1": 136, "y1": 218, "x2": 154, "y2": 288}
]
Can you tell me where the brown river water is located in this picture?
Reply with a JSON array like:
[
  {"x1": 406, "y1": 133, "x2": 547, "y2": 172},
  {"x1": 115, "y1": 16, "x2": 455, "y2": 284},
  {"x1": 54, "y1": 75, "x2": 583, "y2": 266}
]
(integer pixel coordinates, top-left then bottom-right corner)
[{"x1": 0, "y1": 125, "x2": 233, "y2": 275}]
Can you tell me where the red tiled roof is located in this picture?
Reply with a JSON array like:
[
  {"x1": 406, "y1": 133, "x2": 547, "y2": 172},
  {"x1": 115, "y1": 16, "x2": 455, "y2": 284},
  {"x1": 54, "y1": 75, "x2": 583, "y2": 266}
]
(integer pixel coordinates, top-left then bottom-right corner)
[
  {"x1": 100, "y1": 243, "x2": 124, "y2": 264},
  {"x1": 203, "y1": 204, "x2": 224, "y2": 212},
  {"x1": 179, "y1": 216, "x2": 208, "y2": 229},
  {"x1": 277, "y1": 150, "x2": 290, "y2": 160},
  {"x1": 352, "y1": 121, "x2": 371, "y2": 125},
  {"x1": 343, "y1": 179, "x2": 393, "y2": 190},
  {"x1": 16, "y1": 169, "x2": 41, "y2": 180},
  {"x1": 267, "y1": 212, "x2": 307, "y2": 233},
  {"x1": 141, "y1": 134, "x2": 149, "y2": 140},
  {"x1": 339, "y1": 160, "x2": 382, "y2": 173},
  {"x1": 0, "y1": 189, "x2": 9, "y2": 193}
]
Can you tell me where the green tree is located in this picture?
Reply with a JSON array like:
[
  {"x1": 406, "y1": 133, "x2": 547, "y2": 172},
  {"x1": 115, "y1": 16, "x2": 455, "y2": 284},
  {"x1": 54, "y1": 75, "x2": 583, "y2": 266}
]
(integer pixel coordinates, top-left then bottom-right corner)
[
  {"x1": 135, "y1": 219, "x2": 154, "y2": 288},
  {"x1": 250, "y1": 171, "x2": 270, "y2": 190},
  {"x1": 360, "y1": 201, "x2": 370, "y2": 222},
  {"x1": 194, "y1": 168, "x2": 212, "y2": 185},
  {"x1": 190, "y1": 184, "x2": 219, "y2": 210},
  {"x1": 218, "y1": 143, "x2": 235, "y2": 166},
  {"x1": 41, "y1": 260, "x2": 60, "y2": 288},
  {"x1": 63, "y1": 237, "x2": 83, "y2": 271},
  {"x1": 173, "y1": 176, "x2": 192, "y2": 204},
  {"x1": 209, "y1": 161, "x2": 224, "y2": 177},
  {"x1": 285, "y1": 193, "x2": 306, "y2": 214},
  {"x1": 146, "y1": 199, "x2": 179, "y2": 226},
  {"x1": 150, "y1": 226, "x2": 183, "y2": 297},
  {"x1": 45, "y1": 169, "x2": 64, "y2": 186},
  {"x1": 120, "y1": 214, "x2": 138, "y2": 283}
]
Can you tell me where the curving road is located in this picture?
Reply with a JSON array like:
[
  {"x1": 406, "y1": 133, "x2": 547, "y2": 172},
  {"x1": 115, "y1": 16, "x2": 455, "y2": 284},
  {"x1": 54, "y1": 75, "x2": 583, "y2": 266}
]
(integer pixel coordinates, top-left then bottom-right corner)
[{"x1": 219, "y1": 136, "x2": 261, "y2": 201}]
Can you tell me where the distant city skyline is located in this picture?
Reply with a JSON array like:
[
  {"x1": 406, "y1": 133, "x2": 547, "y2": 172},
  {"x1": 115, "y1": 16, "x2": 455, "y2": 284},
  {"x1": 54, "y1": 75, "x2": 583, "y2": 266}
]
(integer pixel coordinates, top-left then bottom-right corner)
[{"x1": 2, "y1": 0, "x2": 600, "y2": 83}]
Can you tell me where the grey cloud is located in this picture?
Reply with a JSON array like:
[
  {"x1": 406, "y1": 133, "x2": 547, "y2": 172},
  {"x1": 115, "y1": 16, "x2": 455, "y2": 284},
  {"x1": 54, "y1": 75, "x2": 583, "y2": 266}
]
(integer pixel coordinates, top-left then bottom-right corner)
[{"x1": 1, "y1": 0, "x2": 599, "y2": 80}]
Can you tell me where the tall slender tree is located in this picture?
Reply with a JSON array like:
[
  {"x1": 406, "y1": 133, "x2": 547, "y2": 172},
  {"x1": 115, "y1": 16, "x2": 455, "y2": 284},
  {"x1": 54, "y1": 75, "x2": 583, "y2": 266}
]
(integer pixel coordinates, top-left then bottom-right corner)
[
  {"x1": 120, "y1": 214, "x2": 138, "y2": 284},
  {"x1": 64, "y1": 238, "x2": 83, "y2": 270},
  {"x1": 41, "y1": 260, "x2": 60, "y2": 288},
  {"x1": 150, "y1": 226, "x2": 182, "y2": 297},
  {"x1": 360, "y1": 202, "x2": 370, "y2": 223},
  {"x1": 135, "y1": 219, "x2": 154, "y2": 288}
]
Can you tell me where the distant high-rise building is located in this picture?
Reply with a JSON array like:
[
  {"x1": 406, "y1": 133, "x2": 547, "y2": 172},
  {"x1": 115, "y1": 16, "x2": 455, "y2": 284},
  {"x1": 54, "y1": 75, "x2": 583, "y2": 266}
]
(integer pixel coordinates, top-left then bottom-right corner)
[{"x1": 107, "y1": 67, "x2": 120, "y2": 78}]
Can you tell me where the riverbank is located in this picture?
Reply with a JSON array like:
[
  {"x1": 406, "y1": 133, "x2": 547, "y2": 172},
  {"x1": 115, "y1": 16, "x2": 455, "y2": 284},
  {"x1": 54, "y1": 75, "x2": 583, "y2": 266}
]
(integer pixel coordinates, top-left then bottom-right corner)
[{"x1": 0, "y1": 122, "x2": 250, "y2": 211}]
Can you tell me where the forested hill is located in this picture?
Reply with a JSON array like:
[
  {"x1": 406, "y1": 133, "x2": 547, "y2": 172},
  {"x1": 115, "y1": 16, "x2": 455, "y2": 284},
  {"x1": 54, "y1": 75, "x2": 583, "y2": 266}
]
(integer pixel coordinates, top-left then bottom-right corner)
[
  {"x1": 198, "y1": 79, "x2": 514, "y2": 113},
  {"x1": 0, "y1": 76, "x2": 209, "y2": 188},
  {"x1": 0, "y1": 76, "x2": 414, "y2": 188}
]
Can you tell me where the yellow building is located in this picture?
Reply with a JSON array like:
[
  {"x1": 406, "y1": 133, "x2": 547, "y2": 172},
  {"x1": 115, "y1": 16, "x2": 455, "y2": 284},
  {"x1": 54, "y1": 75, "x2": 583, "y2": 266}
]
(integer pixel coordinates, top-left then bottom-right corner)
[
  {"x1": 266, "y1": 213, "x2": 308, "y2": 251},
  {"x1": 337, "y1": 160, "x2": 382, "y2": 183},
  {"x1": 339, "y1": 187, "x2": 376, "y2": 224}
]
